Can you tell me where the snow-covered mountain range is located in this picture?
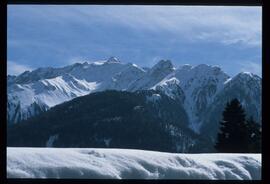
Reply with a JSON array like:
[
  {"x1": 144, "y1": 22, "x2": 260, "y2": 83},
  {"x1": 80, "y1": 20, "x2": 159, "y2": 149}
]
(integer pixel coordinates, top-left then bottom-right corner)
[{"x1": 7, "y1": 57, "x2": 261, "y2": 138}]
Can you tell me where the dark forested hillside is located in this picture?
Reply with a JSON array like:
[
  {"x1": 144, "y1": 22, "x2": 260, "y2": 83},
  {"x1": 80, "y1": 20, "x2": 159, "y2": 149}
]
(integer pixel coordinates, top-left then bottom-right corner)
[{"x1": 8, "y1": 90, "x2": 211, "y2": 153}]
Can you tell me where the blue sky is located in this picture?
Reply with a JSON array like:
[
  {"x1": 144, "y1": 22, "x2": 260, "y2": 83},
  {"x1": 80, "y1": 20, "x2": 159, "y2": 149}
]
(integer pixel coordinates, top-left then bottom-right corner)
[{"x1": 7, "y1": 5, "x2": 262, "y2": 76}]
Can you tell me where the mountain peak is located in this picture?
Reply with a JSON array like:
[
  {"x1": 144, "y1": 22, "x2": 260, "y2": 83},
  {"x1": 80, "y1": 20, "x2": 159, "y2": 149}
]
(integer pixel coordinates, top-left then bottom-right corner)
[
  {"x1": 224, "y1": 72, "x2": 261, "y2": 89},
  {"x1": 82, "y1": 61, "x2": 89, "y2": 65},
  {"x1": 106, "y1": 57, "x2": 120, "y2": 63},
  {"x1": 238, "y1": 72, "x2": 255, "y2": 77},
  {"x1": 193, "y1": 64, "x2": 212, "y2": 71},
  {"x1": 179, "y1": 64, "x2": 192, "y2": 71},
  {"x1": 190, "y1": 64, "x2": 229, "y2": 79},
  {"x1": 233, "y1": 72, "x2": 261, "y2": 82},
  {"x1": 150, "y1": 60, "x2": 174, "y2": 74}
]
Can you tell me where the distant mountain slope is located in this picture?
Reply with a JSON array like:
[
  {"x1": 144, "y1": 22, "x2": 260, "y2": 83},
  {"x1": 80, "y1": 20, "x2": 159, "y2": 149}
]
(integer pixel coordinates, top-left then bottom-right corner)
[
  {"x1": 128, "y1": 60, "x2": 175, "y2": 91},
  {"x1": 7, "y1": 57, "x2": 146, "y2": 124},
  {"x1": 7, "y1": 57, "x2": 261, "y2": 142},
  {"x1": 200, "y1": 72, "x2": 262, "y2": 139},
  {"x1": 8, "y1": 90, "x2": 211, "y2": 153},
  {"x1": 153, "y1": 64, "x2": 230, "y2": 132}
]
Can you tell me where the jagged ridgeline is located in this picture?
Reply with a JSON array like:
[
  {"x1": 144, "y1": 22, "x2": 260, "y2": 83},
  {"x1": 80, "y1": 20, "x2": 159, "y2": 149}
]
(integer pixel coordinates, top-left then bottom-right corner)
[
  {"x1": 8, "y1": 90, "x2": 210, "y2": 153},
  {"x1": 7, "y1": 58, "x2": 261, "y2": 152}
]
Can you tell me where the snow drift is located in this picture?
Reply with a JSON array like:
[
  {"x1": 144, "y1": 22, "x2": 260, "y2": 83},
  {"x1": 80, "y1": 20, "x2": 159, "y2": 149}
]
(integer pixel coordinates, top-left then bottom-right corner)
[{"x1": 7, "y1": 148, "x2": 261, "y2": 179}]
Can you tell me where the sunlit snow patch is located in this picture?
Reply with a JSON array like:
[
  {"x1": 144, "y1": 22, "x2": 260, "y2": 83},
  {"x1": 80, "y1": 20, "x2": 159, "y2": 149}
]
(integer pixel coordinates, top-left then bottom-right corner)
[{"x1": 7, "y1": 148, "x2": 261, "y2": 179}]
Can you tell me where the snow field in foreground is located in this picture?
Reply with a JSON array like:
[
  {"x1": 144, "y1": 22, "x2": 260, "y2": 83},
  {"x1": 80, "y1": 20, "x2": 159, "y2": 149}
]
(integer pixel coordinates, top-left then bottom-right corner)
[{"x1": 7, "y1": 148, "x2": 261, "y2": 179}]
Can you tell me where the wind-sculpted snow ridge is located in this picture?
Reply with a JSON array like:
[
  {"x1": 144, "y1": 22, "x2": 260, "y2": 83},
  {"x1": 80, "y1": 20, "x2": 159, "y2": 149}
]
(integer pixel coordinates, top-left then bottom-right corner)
[{"x1": 7, "y1": 148, "x2": 261, "y2": 180}]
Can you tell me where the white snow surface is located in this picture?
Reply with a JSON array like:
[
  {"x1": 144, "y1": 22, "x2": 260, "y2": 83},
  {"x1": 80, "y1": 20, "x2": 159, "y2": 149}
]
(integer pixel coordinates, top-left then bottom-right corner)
[{"x1": 7, "y1": 148, "x2": 261, "y2": 180}]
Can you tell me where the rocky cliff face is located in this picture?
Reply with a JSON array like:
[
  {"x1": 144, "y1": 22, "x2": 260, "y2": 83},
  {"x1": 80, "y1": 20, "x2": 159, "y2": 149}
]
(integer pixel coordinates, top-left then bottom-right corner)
[{"x1": 8, "y1": 58, "x2": 261, "y2": 143}]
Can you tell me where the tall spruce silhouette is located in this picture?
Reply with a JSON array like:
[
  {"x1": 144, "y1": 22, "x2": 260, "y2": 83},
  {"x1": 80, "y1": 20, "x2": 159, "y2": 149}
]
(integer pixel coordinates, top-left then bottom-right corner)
[{"x1": 215, "y1": 98, "x2": 249, "y2": 153}]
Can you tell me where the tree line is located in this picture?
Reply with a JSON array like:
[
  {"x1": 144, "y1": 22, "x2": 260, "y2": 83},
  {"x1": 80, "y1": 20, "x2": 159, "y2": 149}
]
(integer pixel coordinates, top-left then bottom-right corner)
[{"x1": 215, "y1": 98, "x2": 261, "y2": 153}]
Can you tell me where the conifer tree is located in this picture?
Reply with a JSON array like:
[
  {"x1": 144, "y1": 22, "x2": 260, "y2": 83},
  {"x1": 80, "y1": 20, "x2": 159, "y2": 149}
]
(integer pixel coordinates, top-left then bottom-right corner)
[{"x1": 215, "y1": 98, "x2": 249, "y2": 153}]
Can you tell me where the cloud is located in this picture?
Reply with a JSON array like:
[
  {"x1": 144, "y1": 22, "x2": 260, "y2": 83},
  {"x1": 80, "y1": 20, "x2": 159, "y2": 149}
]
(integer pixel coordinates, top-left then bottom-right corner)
[
  {"x1": 7, "y1": 5, "x2": 262, "y2": 76},
  {"x1": 8, "y1": 5, "x2": 261, "y2": 47},
  {"x1": 7, "y1": 61, "x2": 32, "y2": 75},
  {"x1": 75, "y1": 6, "x2": 262, "y2": 47},
  {"x1": 240, "y1": 61, "x2": 261, "y2": 76}
]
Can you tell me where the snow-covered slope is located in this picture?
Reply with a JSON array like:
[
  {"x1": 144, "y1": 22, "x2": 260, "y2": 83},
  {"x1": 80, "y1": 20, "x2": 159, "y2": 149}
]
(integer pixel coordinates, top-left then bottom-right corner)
[
  {"x1": 151, "y1": 64, "x2": 230, "y2": 132},
  {"x1": 7, "y1": 57, "x2": 146, "y2": 124},
  {"x1": 7, "y1": 58, "x2": 261, "y2": 135},
  {"x1": 128, "y1": 60, "x2": 175, "y2": 91},
  {"x1": 7, "y1": 74, "x2": 99, "y2": 123},
  {"x1": 7, "y1": 148, "x2": 261, "y2": 179},
  {"x1": 200, "y1": 72, "x2": 262, "y2": 139},
  {"x1": 107, "y1": 63, "x2": 146, "y2": 90},
  {"x1": 174, "y1": 65, "x2": 230, "y2": 132}
]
